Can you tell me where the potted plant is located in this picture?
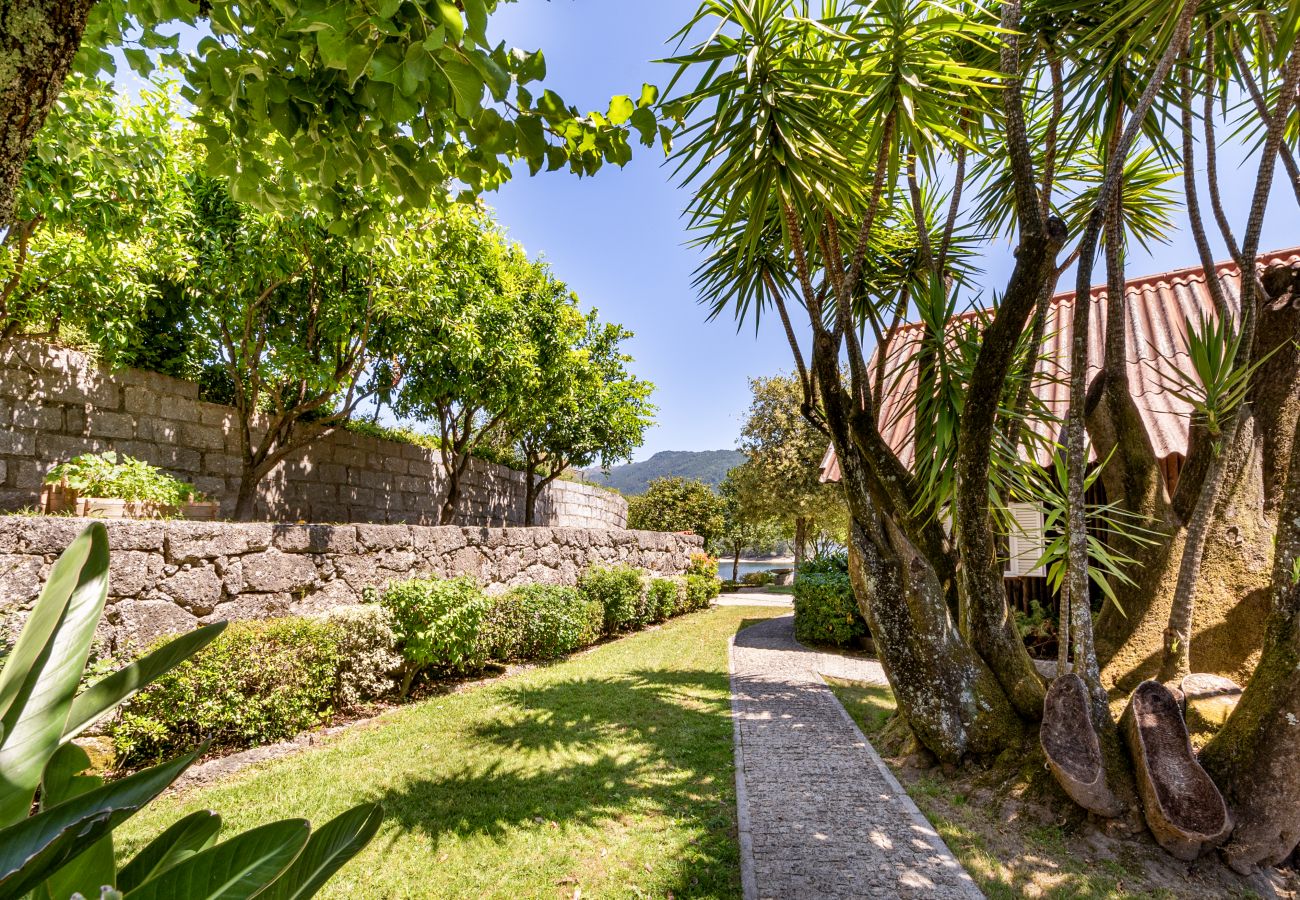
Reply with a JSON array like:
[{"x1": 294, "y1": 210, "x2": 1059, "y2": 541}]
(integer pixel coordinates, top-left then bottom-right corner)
[{"x1": 42, "y1": 451, "x2": 219, "y2": 519}]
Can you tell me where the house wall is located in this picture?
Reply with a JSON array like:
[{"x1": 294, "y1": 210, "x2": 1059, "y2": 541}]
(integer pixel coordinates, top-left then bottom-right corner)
[
  {"x1": 0, "y1": 339, "x2": 626, "y2": 528},
  {"x1": 0, "y1": 517, "x2": 703, "y2": 650}
]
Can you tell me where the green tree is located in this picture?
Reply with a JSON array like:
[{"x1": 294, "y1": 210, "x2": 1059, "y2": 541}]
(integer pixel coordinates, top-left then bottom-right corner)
[
  {"x1": 515, "y1": 310, "x2": 656, "y2": 526},
  {"x1": 377, "y1": 207, "x2": 545, "y2": 524},
  {"x1": 735, "y1": 373, "x2": 846, "y2": 566},
  {"x1": 665, "y1": 0, "x2": 1300, "y2": 831},
  {"x1": 626, "y1": 477, "x2": 725, "y2": 545},
  {"x1": 0, "y1": 1, "x2": 670, "y2": 227},
  {"x1": 716, "y1": 467, "x2": 784, "y2": 581},
  {"x1": 0, "y1": 77, "x2": 190, "y2": 355},
  {"x1": 184, "y1": 177, "x2": 398, "y2": 520}
]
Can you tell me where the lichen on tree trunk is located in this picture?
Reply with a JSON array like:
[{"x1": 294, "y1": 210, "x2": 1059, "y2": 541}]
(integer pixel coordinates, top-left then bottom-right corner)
[
  {"x1": 0, "y1": 0, "x2": 96, "y2": 225},
  {"x1": 1201, "y1": 406, "x2": 1300, "y2": 872}
]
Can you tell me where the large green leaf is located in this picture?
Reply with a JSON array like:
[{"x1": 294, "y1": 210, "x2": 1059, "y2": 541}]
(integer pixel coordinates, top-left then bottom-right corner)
[
  {"x1": 0, "y1": 527, "x2": 92, "y2": 726},
  {"x1": 117, "y1": 810, "x2": 223, "y2": 893},
  {"x1": 256, "y1": 804, "x2": 383, "y2": 900},
  {"x1": 36, "y1": 743, "x2": 115, "y2": 900},
  {"x1": 0, "y1": 524, "x2": 110, "y2": 826},
  {"x1": 0, "y1": 748, "x2": 198, "y2": 900},
  {"x1": 124, "y1": 820, "x2": 310, "y2": 900},
  {"x1": 63, "y1": 622, "x2": 228, "y2": 743}
]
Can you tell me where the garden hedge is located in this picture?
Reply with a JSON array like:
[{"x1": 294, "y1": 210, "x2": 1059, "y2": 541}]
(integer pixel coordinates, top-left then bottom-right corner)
[{"x1": 792, "y1": 554, "x2": 869, "y2": 648}]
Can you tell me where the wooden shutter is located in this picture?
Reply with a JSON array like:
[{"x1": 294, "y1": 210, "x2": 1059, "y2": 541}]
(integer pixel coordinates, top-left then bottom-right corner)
[{"x1": 1005, "y1": 503, "x2": 1045, "y2": 577}]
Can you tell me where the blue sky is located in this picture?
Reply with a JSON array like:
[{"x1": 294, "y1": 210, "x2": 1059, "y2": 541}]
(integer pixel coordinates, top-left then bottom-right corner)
[
  {"x1": 480, "y1": 0, "x2": 1295, "y2": 461},
  {"x1": 112, "y1": 2, "x2": 1296, "y2": 462}
]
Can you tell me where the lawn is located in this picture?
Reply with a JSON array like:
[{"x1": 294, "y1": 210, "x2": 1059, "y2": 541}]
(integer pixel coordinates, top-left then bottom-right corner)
[{"x1": 117, "y1": 605, "x2": 784, "y2": 900}]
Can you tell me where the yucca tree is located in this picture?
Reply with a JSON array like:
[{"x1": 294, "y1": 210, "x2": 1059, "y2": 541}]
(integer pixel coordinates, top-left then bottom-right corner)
[{"x1": 666, "y1": 0, "x2": 1300, "y2": 863}]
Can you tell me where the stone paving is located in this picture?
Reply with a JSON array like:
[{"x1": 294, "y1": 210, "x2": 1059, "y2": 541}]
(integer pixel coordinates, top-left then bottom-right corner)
[{"x1": 730, "y1": 614, "x2": 984, "y2": 899}]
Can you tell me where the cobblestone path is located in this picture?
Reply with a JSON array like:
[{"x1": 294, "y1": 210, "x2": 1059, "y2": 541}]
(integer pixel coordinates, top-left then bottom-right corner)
[{"x1": 729, "y1": 614, "x2": 983, "y2": 899}]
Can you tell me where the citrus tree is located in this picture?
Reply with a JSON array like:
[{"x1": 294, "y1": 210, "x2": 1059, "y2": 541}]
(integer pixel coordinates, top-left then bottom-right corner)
[{"x1": 1, "y1": 1, "x2": 670, "y2": 228}]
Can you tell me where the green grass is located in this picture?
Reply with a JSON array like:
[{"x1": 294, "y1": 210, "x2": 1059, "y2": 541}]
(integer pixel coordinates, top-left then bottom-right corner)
[{"x1": 117, "y1": 606, "x2": 784, "y2": 900}]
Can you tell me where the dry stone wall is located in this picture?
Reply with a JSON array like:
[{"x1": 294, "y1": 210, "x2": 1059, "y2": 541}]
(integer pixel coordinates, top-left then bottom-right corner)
[
  {"x1": 0, "y1": 339, "x2": 626, "y2": 528},
  {"x1": 0, "y1": 516, "x2": 703, "y2": 650}
]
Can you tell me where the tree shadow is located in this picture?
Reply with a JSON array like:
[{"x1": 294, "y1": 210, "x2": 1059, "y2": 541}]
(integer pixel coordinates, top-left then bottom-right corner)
[{"x1": 370, "y1": 663, "x2": 745, "y2": 896}]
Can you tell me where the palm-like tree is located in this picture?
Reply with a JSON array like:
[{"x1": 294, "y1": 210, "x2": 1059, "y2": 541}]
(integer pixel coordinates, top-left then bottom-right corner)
[{"x1": 666, "y1": 0, "x2": 1300, "y2": 866}]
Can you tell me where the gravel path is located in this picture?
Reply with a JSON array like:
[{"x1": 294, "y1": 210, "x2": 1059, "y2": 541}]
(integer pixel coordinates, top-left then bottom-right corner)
[{"x1": 729, "y1": 614, "x2": 984, "y2": 899}]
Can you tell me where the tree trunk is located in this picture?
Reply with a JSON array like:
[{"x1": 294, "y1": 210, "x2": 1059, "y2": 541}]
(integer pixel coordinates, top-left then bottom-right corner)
[
  {"x1": 793, "y1": 516, "x2": 807, "y2": 568},
  {"x1": 523, "y1": 470, "x2": 538, "y2": 527},
  {"x1": 440, "y1": 477, "x2": 460, "y2": 526},
  {"x1": 0, "y1": 0, "x2": 96, "y2": 225},
  {"x1": 847, "y1": 513, "x2": 1023, "y2": 762},
  {"x1": 836, "y1": 437, "x2": 1022, "y2": 761},
  {"x1": 732, "y1": 548, "x2": 740, "y2": 583},
  {"x1": 1201, "y1": 407, "x2": 1300, "y2": 872},
  {"x1": 1097, "y1": 413, "x2": 1273, "y2": 691},
  {"x1": 954, "y1": 219, "x2": 1064, "y2": 719},
  {"x1": 233, "y1": 462, "x2": 261, "y2": 521}
]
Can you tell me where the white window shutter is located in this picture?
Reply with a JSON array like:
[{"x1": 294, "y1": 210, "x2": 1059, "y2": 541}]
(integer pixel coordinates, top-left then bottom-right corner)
[{"x1": 1005, "y1": 503, "x2": 1046, "y2": 577}]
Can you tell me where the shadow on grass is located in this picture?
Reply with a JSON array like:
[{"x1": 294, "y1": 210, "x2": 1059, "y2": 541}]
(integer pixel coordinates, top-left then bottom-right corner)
[{"x1": 367, "y1": 617, "x2": 770, "y2": 898}]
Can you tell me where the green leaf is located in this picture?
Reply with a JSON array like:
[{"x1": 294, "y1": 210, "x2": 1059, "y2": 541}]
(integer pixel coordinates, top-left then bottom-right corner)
[
  {"x1": 37, "y1": 743, "x2": 114, "y2": 900},
  {"x1": 638, "y1": 83, "x2": 659, "y2": 108},
  {"x1": 63, "y1": 622, "x2": 227, "y2": 744},
  {"x1": 117, "y1": 811, "x2": 223, "y2": 893},
  {"x1": 607, "y1": 95, "x2": 634, "y2": 125},
  {"x1": 462, "y1": 0, "x2": 488, "y2": 44},
  {"x1": 123, "y1": 819, "x2": 310, "y2": 900},
  {"x1": 0, "y1": 524, "x2": 109, "y2": 827},
  {"x1": 254, "y1": 804, "x2": 383, "y2": 900},
  {"x1": 123, "y1": 48, "x2": 154, "y2": 77},
  {"x1": 0, "y1": 748, "x2": 199, "y2": 900},
  {"x1": 442, "y1": 60, "x2": 484, "y2": 118},
  {"x1": 434, "y1": 1, "x2": 464, "y2": 45}
]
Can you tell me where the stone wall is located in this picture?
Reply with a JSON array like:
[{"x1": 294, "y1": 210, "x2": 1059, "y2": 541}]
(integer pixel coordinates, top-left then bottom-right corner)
[
  {"x1": 0, "y1": 339, "x2": 626, "y2": 528},
  {"x1": 0, "y1": 517, "x2": 704, "y2": 649}
]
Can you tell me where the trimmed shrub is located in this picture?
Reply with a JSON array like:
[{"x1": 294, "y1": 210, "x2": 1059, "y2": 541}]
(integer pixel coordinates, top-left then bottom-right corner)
[
  {"x1": 381, "y1": 575, "x2": 492, "y2": 692},
  {"x1": 792, "y1": 554, "x2": 867, "y2": 648},
  {"x1": 684, "y1": 574, "x2": 716, "y2": 611},
  {"x1": 110, "y1": 617, "x2": 342, "y2": 766},
  {"x1": 741, "y1": 570, "x2": 774, "y2": 587},
  {"x1": 485, "y1": 584, "x2": 605, "y2": 661},
  {"x1": 685, "y1": 551, "x2": 718, "y2": 579},
  {"x1": 720, "y1": 579, "x2": 740, "y2": 593},
  {"x1": 579, "y1": 564, "x2": 646, "y2": 633},
  {"x1": 647, "y1": 577, "x2": 681, "y2": 622},
  {"x1": 325, "y1": 604, "x2": 402, "y2": 708}
]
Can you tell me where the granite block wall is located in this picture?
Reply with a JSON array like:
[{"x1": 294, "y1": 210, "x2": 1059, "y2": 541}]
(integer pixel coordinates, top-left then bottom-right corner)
[
  {"x1": 0, "y1": 517, "x2": 704, "y2": 649},
  {"x1": 0, "y1": 339, "x2": 626, "y2": 528}
]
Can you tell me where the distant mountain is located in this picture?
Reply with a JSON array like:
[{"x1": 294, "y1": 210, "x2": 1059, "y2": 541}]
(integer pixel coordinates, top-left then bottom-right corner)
[{"x1": 578, "y1": 449, "x2": 745, "y2": 495}]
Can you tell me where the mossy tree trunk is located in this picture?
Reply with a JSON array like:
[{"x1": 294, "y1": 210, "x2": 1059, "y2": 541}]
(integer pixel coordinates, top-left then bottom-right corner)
[
  {"x1": 0, "y1": 0, "x2": 96, "y2": 226},
  {"x1": 1201, "y1": 406, "x2": 1300, "y2": 872},
  {"x1": 839, "y1": 445, "x2": 1023, "y2": 762}
]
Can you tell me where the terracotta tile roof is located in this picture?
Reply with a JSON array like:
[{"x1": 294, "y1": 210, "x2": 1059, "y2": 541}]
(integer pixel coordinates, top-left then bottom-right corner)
[{"x1": 819, "y1": 248, "x2": 1300, "y2": 483}]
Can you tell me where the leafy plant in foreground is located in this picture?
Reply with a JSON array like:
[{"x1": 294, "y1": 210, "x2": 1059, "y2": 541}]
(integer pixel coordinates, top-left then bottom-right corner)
[{"x1": 0, "y1": 523, "x2": 382, "y2": 899}]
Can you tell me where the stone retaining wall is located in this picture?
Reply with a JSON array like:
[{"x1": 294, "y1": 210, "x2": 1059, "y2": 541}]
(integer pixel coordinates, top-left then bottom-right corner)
[
  {"x1": 0, "y1": 339, "x2": 626, "y2": 528},
  {"x1": 0, "y1": 517, "x2": 704, "y2": 650}
]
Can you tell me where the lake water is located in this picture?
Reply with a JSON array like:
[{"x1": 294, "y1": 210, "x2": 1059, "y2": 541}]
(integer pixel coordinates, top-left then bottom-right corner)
[{"x1": 717, "y1": 560, "x2": 791, "y2": 579}]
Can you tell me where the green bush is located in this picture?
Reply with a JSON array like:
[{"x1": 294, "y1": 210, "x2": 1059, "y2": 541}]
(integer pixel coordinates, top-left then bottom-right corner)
[
  {"x1": 792, "y1": 567, "x2": 868, "y2": 648},
  {"x1": 325, "y1": 603, "x2": 402, "y2": 708},
  {"x1": 380, "y1": 575, "x2": 492, "y2": 692},
  {"x1": 579, "y1": 564, "x2": 646, "y2": 633},
  {"x1": 44, "y1": 450, "x2": 204, "y2": 503},
  {"x1": 684, "y1": 573, "x2": 717, "y2": 611},
  {"x1": 111, "y1": 617, "x2": 343, "y2": 766},
  {"x1": 686, "y1": 551, "x2": 718, "y2": 579},
  {"x1": 647, "y1": 577, "x2": 682, "y2": 622},
  {"x1": 485, "y1": 584, "x2": 605, "y2": 661},
  {"x1": 741, "y1": 570, "x2": 774, "y2": 587},
  {"x1": 797, "y1": 551, "x2": 849, "y2": 576}
]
